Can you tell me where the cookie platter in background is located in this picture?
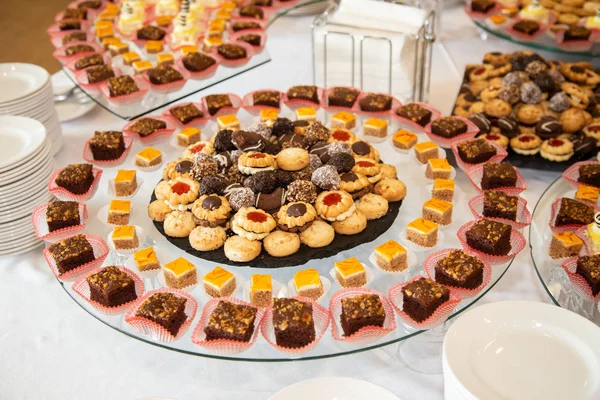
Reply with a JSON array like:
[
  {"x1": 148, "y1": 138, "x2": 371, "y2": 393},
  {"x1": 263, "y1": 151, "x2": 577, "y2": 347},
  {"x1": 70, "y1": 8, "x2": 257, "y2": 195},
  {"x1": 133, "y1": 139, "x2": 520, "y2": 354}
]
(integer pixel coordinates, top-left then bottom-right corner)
[
  {"x1": 451, "y1": 50, "x2": 600, "y2": 171},
  {"x1": 34, "y1": 84, "x2": 527, "y2": 359}
]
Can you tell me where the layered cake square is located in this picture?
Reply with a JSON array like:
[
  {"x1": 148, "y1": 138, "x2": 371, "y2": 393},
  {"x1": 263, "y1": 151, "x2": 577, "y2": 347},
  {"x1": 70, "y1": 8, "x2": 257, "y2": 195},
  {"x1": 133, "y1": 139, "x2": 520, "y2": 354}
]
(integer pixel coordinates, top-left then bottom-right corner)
[
  {"x1": 135, "y1": 147, "x2": 162, "y2": 168},
  {"x1": 465, "y1": 219, "x2": 512, "y2": 256},
  {"x1": 374, "y1": 240, "x2": 408, "y2": 272},
  {"x1": 340, "y1": 294, "x2": 385, "y2": 336},
  {"x1": 122, "y1": 51, "x2": 140, "y2": 66},
  {"x1": 575, "y1": 184, "x2": 600, "y2": 204},
  {"x1": 177, "y1": 127, "x2": 201, "y2": 146},
  {"x1": 402, "y1": 277, "x2": 449, "y2": 322},
  {"x1": 107, "y1": 199, "x2": 130, "y2": 225},
  {"x1": 422, "y1": 198, "x2": 453, "y2": 226},
  {"x1": 260, "y1": 109, "x2": 278, "y2": 123},
  {"x1": 250, "y1": 274, "x2": 272, "y2": 308},
  {"x1": 46, "y1": 201, "x2": 80, "y2": 232},
  {"x1": 204, "y1": 300, "x2": 257, "y2": 342},
  {"x1": 133, "y1": 246, "x2": 161, "y2": 272},
  {"x1": 555, "y1": 198, "x2": 594, "y2": 227},
  {"x1": 414, "y1": 141, "x2": 439, "y2": 164},
  {"x1": 273, "y1": 298, "x2": 316, "y2": 348},
  {"x1": 392, "y1": 129, "x2": 418, "y2": 150},
  {"x1": 296, "y1": 107, "x2": 316, "y2": 122},
  {"x1": 425, "y1": 158, "x2": 452, "y2": 180},
  {"x1": 432, "y1": 178, "x2": 454, "y2": 202},
  {"x1": 87, "y1": 266, "x2": 137, "y2": 307},
  {"x1": 89, "y1": 131, "x2": 125, "y2": 161},
  {"x1": 480, "y1": 162, "x2": 517, "y2": 190},
  {"x1": 576, "y1": 255, "x2": 600, "y2": 295},
  {"x1": 56, "y1": 163, "x2": 95, "y2": 195},
  {"x1": 114, "y1": 169, "x2": 137, "y2": 197},
  {"x1": 203, "y1": 266, "x2": 236, "y2": 297},
  {"x1": 334, "y1": 257, "x2": 367, "y2": 288},
  {"x1": 111, "y1": 225, "x2": 139, "y2": 250},
  {"x1": 363, "y1": 118, "x2": 388, "y2": 138},
  {"x1": 548, "y1": 232, "x2": 583, "y2": 259},
  {"x1": 331, "y1": 111, "x2": 356, "y2": 130},
  {"x1": 293, "y1": 269, "x2": 323, "y2": 300},
  {"x1": 483, "y1": 190, "x2": 518, "y2": 221},
  {"x1": 48, "y1": 234, "x2": 95, "y2": 275},
  {"x1": 216, "y1": 114, "x2": 240, "y2": 130},
  {"x1": 164, "y1": 257, "x2": 197, "y2": 289},
  {"x1": 434, "y1": 250, "x2": 484, "y2": 289},
  {"x1": 406, "y1": 218, "x2": 438, "y2": 248},
  {"x1": 135, "y1": 292, "x2": 187, "y2": 336}
]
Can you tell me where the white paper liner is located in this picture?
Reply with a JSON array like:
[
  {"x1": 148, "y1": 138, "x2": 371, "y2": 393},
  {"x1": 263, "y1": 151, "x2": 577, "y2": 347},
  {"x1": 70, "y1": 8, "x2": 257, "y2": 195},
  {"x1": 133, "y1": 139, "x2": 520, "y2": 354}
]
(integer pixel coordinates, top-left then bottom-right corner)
[
  {"x1": 123, "y1": 115, "x2": 177, "y2": 145},
  {"x1": 48, "y1": 167, "x2": 103, "y2": 202},
  {"x1": 43, "y1": 234, "x2": 109, "y2": 281}
]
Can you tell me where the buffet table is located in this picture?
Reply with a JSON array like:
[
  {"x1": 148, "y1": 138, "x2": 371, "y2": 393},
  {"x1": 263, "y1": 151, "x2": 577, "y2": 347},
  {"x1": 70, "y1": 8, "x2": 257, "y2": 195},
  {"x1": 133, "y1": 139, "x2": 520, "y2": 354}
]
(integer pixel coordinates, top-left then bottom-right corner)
[{"x1": 0, "y1": 7, "x2": 571, "y2": 399}]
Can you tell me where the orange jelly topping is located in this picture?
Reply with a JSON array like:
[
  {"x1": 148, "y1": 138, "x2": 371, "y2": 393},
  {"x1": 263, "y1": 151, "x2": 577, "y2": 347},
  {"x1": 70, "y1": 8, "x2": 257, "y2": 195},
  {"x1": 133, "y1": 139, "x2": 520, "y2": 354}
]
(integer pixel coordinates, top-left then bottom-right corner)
[
  {"x1": 332, "y1": 130, "x2": 350, "y2": 141},
  {"x1": 248, "y1": 153, "x2": 266, "y2": 159},
  {"x1": 323, "y1": 192, "x2": 342, "y2": 206},
  {"x1": 191, "y1": 143, "x2": 206, "y2": 153},
  {"x1": 356, "y1": 161, "x2": 374, "y2": 167},
  {"x1": 247, "y1": 211, "x2": 267, "y2": 222},
  {"x1": 171, "y1": 182, "x2": 190, "y2": 195}
]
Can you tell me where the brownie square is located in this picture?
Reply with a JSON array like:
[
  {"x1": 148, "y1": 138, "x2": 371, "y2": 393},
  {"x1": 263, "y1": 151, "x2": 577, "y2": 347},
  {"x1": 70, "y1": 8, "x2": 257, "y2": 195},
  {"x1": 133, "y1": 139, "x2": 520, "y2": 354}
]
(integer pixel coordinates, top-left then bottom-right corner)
[
  {"x1": 236, "y1": 33, "x2": 261, "y2": 46},
  {"x1": 239, "y1": 4, "x2": 264, "y2": 19},
  {"x1": 181, "y1": 52, "x2": 216, "y2": 72},
  {"x1": 205, "y1": 94, "x2": 232, "y2": 116},
  {"x1": 74, "y1": 53, "x2": 104, "y2": 70},
  {"x1": 328, "y1": 87, "x2": 360, "y2": 108},
  {"x1": 564, "y1": 26, "x2": 590, "y2": 41},
  {"x1": 513, "y1": 20, "x2": 539, "y2": 35},
  {"x1": 217, "y1": 44, "x2": 247, "y2": 60},
  {"x1": 287, "y1": 85, "x2": 320, "y2": 104},
  {"x1": 137, "y1": 25, "x2": 166, "y2": 41},
  {"x1": 48, "y1": 234, "x2": 95, "y2": 275},
  {"x1": 340, "y1": 294, "x2": 385, "y2": 336},
  {"x1": 457, "y1": 138, "x2": 497, "y2": 164},
  {"x1": 395, "y1": 103, "x2": 432, "y2": 127},
  {"x1": 359, "y1": 93, "x2": 392, "y2": 112},
  {"x1": 55, "y1": 163, "x2": 95, "y2": 195},
  {"x1": 107, "y1": 75, "x2": 139, "y2": 97},
  {"x1": 129, "y1": 118, "x2": 167, "y2": 137},
  {"x1": 483, "y1": 190, "x2": 518, "y2": 221},
  {"x1": 402, "y1": 277, "x2": 449, "y2": 322},
  {"x1": 471, "y1": 0, "x2": 495, "y2": 13},
  {"x1": 578, "y1": 164, "x2": 600, "y2": 188},
  {"x1": 59, "y1": 20, "x2": 82, "y2": 31},
  {"x1": 65, "y1": 44, "x2": 95, "y2": 56},
  {"x1": 136, "y1": 293, "x2": 187, "y2": 336},
  {"x1": 555, "y1": 198, "x2": 595, "y2": 227},
  {"x1": 146, "y1": 65, "x2": 184, "y2": 85},
  {"x1": 465, "y1": 219, "x2": 512, "y2": 256},
  {"x1": 86, "y1": 65, "x2": 115, "y2": 84},
  {"x1": 170, "y1": 103, "x2": 204, "y2": 123},
  {"x1": 232, "y1": 21, "x2": 261, "y2": 32},
  {"x1": 435, "y1": 250, "x2": 484, "y2": 289},
  {"x1": 204, "y1": 300, "x2": 257, "y2": 342},
  {"x1": 62, "y1": 31, "x2": 87, "y2": 45},
  {"x1": 431, "y1": 117, "x2": 468, "y2": 138},
  {"x1": 576, "y1": 255, "x2": 600, "y2": 296},
  {"x1": 253, "y1": 90, "x2": 280, "y2": 108},
  {"x1": 87, "y1": 266, "x2": 138, "y2": 307},
  {"x1": 273, "y1": 298, "x2": 316, "y2": 348},
  {"x1": 480, "y1": 162, "x2": 517, "y2": 190},
  {"x1": 46, "y1": 201, "x2": 80, "y2": 232},
  {"x1": 89, "y1": 131, "x2": 125, "y2": 161}
]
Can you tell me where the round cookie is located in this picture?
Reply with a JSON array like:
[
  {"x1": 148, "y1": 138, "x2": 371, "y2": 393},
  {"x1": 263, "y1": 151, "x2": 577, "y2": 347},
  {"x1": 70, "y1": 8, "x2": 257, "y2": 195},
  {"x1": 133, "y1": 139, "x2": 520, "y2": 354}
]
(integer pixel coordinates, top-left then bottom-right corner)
[
  {"x1": 189, "y1": 225, "x2": 227, "y2": 251},
  {"x1": 148, "y1": 199, "x2": 172, "y2": 222},
  {"x1": 380, "y1": 164, "x2": 397, "y2": 179},
  {"x1": 299, "y1": 220, "x2": 335, "y2": 248},
  {"x1": 263, "y1": 230, "x2": 301, "y2": 257},
  {"x1": 164, "y1": 210, "x2": 196, "y2": 238},
  {"x1": 374, "y1": 178, "x2": 406, "y2": 202},
  {"x1": 560, "y1": 107, "x2": 587, "y2": 133},
  {"x1": 331, "y1": 210, "x2": 368, "y2": 235},
  {"x1": 516, "y1": 104, "x2": 544, "y2": 125},
  {"x1": 224, "y1": 235, "x2": 262, "y2": 262},
  {"x1": 356, "y1": 193, "x2": 389, "y2": 220},
  {"x1": 484, "y1": 98, "x2": 512, "y2": 118},
  {"x1": 275, "y1": 147, "x2": 310, "y2": 171}
]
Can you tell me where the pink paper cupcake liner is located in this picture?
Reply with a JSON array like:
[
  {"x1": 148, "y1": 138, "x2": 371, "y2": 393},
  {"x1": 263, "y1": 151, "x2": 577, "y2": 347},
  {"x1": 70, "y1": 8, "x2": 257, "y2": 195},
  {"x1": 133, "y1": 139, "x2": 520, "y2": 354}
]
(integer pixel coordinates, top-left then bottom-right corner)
[
  {"x1": 229, "y1": 30, "x2": 268, "y2": 55},
  {"x1": 457, "y1": 219, "x2": 527, "y2": 265},
  {"x1": 43, "y1": 234, "x2": 109, "y2": 281},
  {"x1": 123, "y1": 115, "x2": 177, "y2": 145},
  {"x1": 53, "y1": 41, "x2": 104, "y2": 63},
  {"x1": 322, "y1": 86, "x2": 360, "y2": 113},
  {"x1": 423, "y1": 248, "x2": 492, "y2": 299},
  {"x1": 451, "y1": 137, "x2": 508, "y2": 171},
  {"x1": 75, "y1": 65, "x2": 121, "y2": 92},
  {"x1": 423, "y1": 116, "x2": 480, "y2": 148},
  {"x1": 65, "y1": 52, "x2": 112, "y2": 72},
  {"x1": 99, "y1": 75, "x2": 151, "y2": 105},
  {"x1": 241, "y1": 89, "x2": 282, "y2": 114},
  {"x1": 67, "y1": 0, "x2": 107, "y2": 21},
  {"x1": 191, "y1": 297, "x2": 265, "y2": 355},
  {"x1": 561, "y1": 256, "x2": 600, "y2": 301},
  {"x1": 31, "y1": 201, "x2": 88, "y2": 242},
  {"x1": 125, "y1": 288, "x2": 198, "y2": 343},
  {"x1": 260, "y1": 296, "x2": 330, "y2": 355},
  {"x1": 283, "y1": 86, "x2": 324, "y2": 110},
  {"x1": 201, "y1": 93, "x2": 243, "y2": 118},
  {"x1": 227, "y1": 17, "x2": 267, "y2": 35},
  {"x1": 562, "y1": 161, "x2": 600, "y2": 189},
  {"x1": 505, "y1": 18, "x2": 549, "y2": 42},
  {"x1": 72, "y1": 265, "x2": 145, "y2": 315},
  {"x1": 351, "y1": 91, "x2": 402, "y2": 118},
  {"x1": 48, "y1": 167, "x2": 103, "y2": 202},
  {"x1": 163, "y1": 101, "x2": 210, "y2": 127},
  {"x1": 468, "y1": 193, "x2": 532, "y2": 230},
  {"x1": 175, "y1": 53, "x2": 220, "y2": 80},
  {"x1": 329, "y1": 288, "x2": 396, "y2": 343},
  {"x1": 548, "y1": 197, "x2": 600, "y2": 233},
  {"x1": 232, "y1": 7, "x2": 272, "y2": 20},
  {"x1": 83, "y1": 135, "x2": 133, "y2": 167},
  {"x1": 54, "y1": 10, "x2": 90, "y2": 22},
  {"x1": 143, "y1": 65, "x2": 191, "y2": 94},
  {"x1": 463, "y1": 3, "x2": 502, "y2": 21},
  {"x1": 553, "y1": 29, "x2": 600, "y2": 51},
  {"x1": 50, "y1": 30, "x2": 90, "y2": 48},
  {"x1": 465, "y1": 162, "x2": 527, "y2": 195},
  {"x1": 388, "y1": 275, "x2": 462, "y2": 330},
  {"x1": 47, "y1": 19, "x2": 91, "y2": 36},
  {"x1": 390, "y1": 102, "x2": 442, "y2": 132},
  {"x1": 211, "y1": 41, "x2": 256, "y2": 68}
]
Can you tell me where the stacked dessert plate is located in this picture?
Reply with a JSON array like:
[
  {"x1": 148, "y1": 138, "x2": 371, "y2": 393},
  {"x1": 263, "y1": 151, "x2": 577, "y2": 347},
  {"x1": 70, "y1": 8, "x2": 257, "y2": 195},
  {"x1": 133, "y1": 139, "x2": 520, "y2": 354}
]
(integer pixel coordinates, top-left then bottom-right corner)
[
  {"x1": 0, "y1": 63, "x2": 63, "y2": 156},
  {"x1": 0, "y1": 116, "x2": 54, "y2": 256}
]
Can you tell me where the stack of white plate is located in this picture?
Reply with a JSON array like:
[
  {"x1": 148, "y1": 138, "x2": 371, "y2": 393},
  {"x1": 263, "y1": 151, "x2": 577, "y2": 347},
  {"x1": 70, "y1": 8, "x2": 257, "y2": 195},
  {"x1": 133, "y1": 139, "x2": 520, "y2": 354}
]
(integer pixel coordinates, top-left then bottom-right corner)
[
  {"x1": 0, "y1": 116, "x2": 55, "y2": 256},
  {"x1": 443, "y1": 301, "x2": 600, "y2": 400},
  {"x1": 0, "y1": 63, "x2": 63, "y2": 155}
]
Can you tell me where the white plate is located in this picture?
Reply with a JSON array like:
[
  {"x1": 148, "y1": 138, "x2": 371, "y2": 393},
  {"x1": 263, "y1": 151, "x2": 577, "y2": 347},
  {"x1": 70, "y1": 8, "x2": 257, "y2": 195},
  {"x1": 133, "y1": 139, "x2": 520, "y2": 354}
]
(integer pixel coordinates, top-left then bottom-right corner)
[
  {"x1": 270, "y1": 377, "x2": 401, "y2": 400},
  {"x1": 0, "y1": 139, "x2": 50, "y2": 179},
  {"x1": 0, "y1": 63, "x2": 50, "y2": 104},
  {"x1": 0, "y1": 116, "x2": 47, "y2": 169},
  {"x1": 444, "y1": 301, "x2": 600, "y2": 400},
  {"x1": 51, "y1": 70, "x2": 96, "y2": 122}
]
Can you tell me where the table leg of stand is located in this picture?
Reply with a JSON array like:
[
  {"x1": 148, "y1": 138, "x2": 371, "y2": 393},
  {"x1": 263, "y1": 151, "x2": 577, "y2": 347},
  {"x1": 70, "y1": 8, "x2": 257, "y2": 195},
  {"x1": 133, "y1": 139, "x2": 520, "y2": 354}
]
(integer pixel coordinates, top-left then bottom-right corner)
[{"x1": 394, "y1": 320, "x2": 453, "y2": 375}]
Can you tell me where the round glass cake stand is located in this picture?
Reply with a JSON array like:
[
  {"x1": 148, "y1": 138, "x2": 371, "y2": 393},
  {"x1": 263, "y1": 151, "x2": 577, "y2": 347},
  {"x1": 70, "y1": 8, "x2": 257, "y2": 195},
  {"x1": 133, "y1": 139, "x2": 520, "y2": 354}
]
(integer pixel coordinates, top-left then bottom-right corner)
[
  {"x1": 54, "y1": 104, "x2": 516, "y2": 361},
  {"x1": 530, "y1": 174, "x2": 600, "y2": 326},
  {"x1": 473, "y1": 20, "x2": 600, "y2": 57}
]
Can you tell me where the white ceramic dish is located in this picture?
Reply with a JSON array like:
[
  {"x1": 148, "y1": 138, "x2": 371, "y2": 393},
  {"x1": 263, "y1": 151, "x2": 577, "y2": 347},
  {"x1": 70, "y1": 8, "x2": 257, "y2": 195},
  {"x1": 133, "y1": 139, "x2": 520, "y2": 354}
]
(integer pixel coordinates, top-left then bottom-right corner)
[
  {"x1": 270, "y1": 377, "x2": 401, "y2": 400},
  {"x1": 0, "y1": 63, "x2": 49, "y2": 104},
  {"x1": 0, "y1": 116, "x2": 47, "y2": 170}
]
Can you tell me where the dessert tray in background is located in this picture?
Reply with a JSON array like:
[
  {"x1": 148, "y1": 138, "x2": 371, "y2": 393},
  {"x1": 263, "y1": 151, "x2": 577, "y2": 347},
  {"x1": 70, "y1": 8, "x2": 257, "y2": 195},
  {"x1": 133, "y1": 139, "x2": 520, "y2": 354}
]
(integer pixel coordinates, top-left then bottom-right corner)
[
  {"x1": 34, "y1": 83, "x2": 528, "y2": 361},
  {"x1": 451, "y1": 49, "x2": 600, "y2": 171}
]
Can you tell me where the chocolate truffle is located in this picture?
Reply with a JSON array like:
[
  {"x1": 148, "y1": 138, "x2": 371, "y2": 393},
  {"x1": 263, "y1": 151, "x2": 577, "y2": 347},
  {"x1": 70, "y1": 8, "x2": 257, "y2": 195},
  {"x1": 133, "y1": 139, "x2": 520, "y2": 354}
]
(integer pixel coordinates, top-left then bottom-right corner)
[
  {"x1": 312, "y1": 165, "x2": 340, "y2": 190},
  {"x1": 327, "y1": 153, "x2": 355, "y2": 173},
  {"x1": 286, "y1": 180, "x2": 317, "y2": 203},
  {"x1": 244, "y1": 170, "x2": 278, "y2": 194},
  {"x1": 272, "y1": 117, "x2": 294, "y2": 137}
]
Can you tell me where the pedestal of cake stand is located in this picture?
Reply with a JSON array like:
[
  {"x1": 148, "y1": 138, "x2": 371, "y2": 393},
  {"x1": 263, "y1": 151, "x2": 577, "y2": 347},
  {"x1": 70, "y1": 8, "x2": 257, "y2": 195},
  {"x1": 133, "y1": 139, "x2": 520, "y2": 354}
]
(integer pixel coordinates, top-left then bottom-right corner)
[{"x1": 395, "y1": 320, "x2": 453, "y2": 375}]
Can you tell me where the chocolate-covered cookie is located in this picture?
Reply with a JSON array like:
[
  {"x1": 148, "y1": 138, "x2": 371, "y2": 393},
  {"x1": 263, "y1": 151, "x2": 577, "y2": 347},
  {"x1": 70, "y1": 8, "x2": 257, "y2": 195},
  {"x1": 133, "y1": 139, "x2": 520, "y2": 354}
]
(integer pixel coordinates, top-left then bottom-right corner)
[
  {"x1": 231, "y1": 130, "x2": 268, "y2": 152},
  {"x1": 309, "y1": 141, "x2": 331, "y2": 163},
  {"x1": 255, "y1": 187, "x2": 286, "y2": 213},
  {"x1": 497, "y1": 116, "x2": 519, "y2": 138},
  {"x1": 244, "y1": 170, "x2": 278, "y2": 194},
  {"x1": 175, "y1": 160, "x2": 193, "y2": 175},
  {"x1": 278, "y1": 133, "x2": 307, "y2": 149},
  {"x1": 272, "y1": 117, "x2": 294, "y2": 137},
  {"x1": 468, "y1": 113, "x2": 491, "y2": 135},
  {"x1": 213, "y1": 129, "x2": 236, "y2": 151},
  {"x1": 199, "y1": 174, "x2": 230, "y2": 196},
  {"x1": 535, "y1": 116, "x2": 562, "y2": 139}
]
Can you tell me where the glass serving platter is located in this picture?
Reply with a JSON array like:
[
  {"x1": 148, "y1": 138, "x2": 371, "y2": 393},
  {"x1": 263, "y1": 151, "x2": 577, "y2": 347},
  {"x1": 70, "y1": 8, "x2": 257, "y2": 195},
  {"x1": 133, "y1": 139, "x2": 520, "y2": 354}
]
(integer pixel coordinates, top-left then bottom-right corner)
[
  {"x1": 52, "y1": 100, "x2": 517, "y2": 361},
  {"x1": 530, "y1": 173, "x2": 600, "y2": 325}
]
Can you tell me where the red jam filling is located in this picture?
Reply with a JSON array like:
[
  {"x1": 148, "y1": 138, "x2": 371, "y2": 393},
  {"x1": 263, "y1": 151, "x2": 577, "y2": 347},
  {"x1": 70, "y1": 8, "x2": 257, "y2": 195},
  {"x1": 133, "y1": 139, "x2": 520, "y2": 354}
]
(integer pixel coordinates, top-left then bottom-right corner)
[
  {"x1": 323, "y1": 192, "x2": 342, "y2": 206},
  {"x1": 518, "y1": 136, "x2": 534, "y2": 142},
  {"x1": 589, "y1": 126, "x2": 600, "y2": 133},
  {"x1": 171, "y1": 182, "x2": 190, "y2": 195},
  {"x1": 356, "y1": 160, "x2": 374, "y2": 168},
  {"x1": 548, "y1": 139, "x2": 564, "y2": 147},
  {"x1": 486, "y1": 134, "x2": 500, "y2": 140},
  {"x1": 248, "y1": 153, "x2": 266, "y2": 159},
  {"x1": 247, "y1": 211, "x2": 268, "y2": 222},
  {"x1": 190, "y1": 143, "x2": 206, "y2": 154},
  {"x1": 473, "y1": 68, "x2": 485, "y2": 75},
  {"x1": 332, "y1": 130, "x2": 350, "y2": 141}
]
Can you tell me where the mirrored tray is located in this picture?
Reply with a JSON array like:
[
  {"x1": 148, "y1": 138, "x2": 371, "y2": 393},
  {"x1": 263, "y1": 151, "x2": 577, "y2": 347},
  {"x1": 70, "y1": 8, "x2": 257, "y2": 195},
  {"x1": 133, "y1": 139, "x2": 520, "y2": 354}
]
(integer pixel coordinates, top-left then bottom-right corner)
[
  {"x1": 530, "y1": 173, "x2": 600, "y2": 325},
  {"x1": 50, "y1": 98, "x2": 518, "y2": 361}
]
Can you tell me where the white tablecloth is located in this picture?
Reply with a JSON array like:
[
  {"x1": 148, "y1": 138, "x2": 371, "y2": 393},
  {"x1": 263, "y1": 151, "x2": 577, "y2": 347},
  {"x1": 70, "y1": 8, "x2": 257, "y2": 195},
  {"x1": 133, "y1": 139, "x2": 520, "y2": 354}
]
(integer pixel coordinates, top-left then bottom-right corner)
[{"x1": 0, "y1": 8, "x2": 568, "y2": 400}]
